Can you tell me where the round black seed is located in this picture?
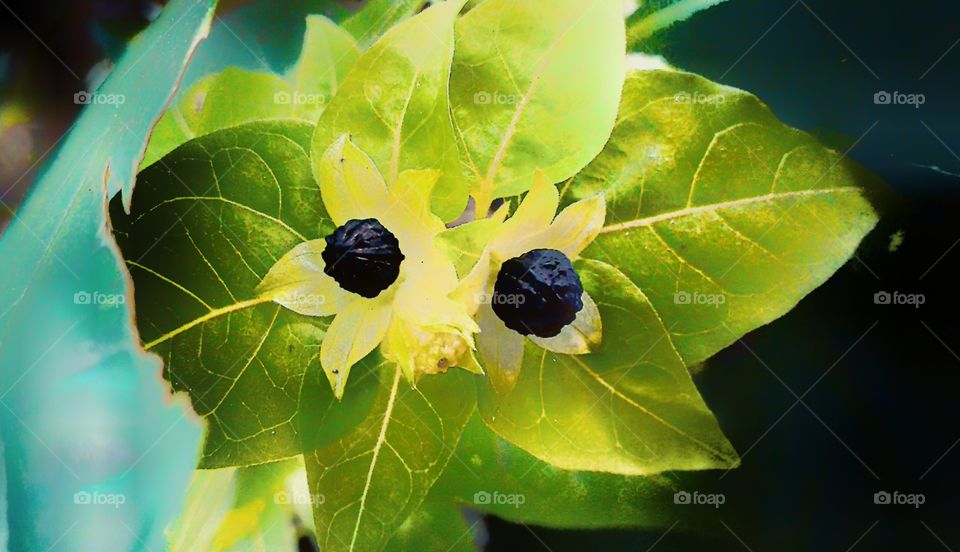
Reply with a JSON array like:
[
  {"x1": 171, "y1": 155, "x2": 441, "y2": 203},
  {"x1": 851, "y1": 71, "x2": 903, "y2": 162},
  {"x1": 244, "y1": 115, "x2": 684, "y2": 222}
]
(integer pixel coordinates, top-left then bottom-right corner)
[
  {"x1": 322, "y1": 218, "x2": 404, "y2": 298},
  {"x1": 491, "y1": 248, "x2": 584, "y2": 338}
]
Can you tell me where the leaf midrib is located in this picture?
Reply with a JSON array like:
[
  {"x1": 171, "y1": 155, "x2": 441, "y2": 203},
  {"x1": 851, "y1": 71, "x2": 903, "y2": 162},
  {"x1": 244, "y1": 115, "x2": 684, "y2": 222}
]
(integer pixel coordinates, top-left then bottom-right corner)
[
  {"x1": 481, "y1": 0, "x2": 606, "y2": 188},
  {"x1": 348, "y1": 368, "x2": 402, "y2": 551},
  {"x1": 600, "y1": 187, "x2": 860, "y2": 234},
  {"x1": 142, "y1": 296, "x2": 272, "y2": 350},
  {"x1": 566, "y1": 354, "x2": 733, "y2": 463}
]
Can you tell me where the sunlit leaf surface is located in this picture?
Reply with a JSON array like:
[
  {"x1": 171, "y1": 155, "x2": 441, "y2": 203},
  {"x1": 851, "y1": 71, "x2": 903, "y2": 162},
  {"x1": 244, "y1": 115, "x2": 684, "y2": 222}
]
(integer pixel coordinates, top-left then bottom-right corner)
[
  {"x1": 312, "y1": 0, "x2": 469, "y2": 221},
  {"x1": 305, "y1": 367, "x2": 475, "y2": 552},
  {"x1": 477, "y1": 259, "x2": 739, "y2": 474},
  {"x1": 434, "y1": 414, "x2": 690, "y2": 529},
  {"x1": 568, "y1": 70, "x2": 881, "y2": 366},
  {"x1": 449, "y1": 0, "x2": 626, "y2": 207}
]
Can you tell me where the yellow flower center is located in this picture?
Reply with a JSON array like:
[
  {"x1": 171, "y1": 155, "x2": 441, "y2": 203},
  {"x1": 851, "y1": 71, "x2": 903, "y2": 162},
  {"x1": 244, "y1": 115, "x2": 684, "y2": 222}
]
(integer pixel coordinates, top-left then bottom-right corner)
[{"x1": 407, "y1": 326, "x2": 470, "y2": 376}]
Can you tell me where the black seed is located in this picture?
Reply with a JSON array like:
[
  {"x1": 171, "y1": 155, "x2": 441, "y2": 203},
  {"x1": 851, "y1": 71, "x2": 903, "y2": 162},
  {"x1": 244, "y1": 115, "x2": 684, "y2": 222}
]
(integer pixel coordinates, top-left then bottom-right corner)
[
  {"x1": 491, "y1": 248, "x2": 583, "y2": 338},
  {"x1": 322, "y1": 218, "x2": 404, "y2": 298}
]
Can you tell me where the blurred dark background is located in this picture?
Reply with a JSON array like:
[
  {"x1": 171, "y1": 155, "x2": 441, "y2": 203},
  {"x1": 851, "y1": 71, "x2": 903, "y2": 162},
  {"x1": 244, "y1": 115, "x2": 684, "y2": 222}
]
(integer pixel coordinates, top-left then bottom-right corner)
[{"x1": 2, "y1": 0, "x2": 958, "y2": 550}]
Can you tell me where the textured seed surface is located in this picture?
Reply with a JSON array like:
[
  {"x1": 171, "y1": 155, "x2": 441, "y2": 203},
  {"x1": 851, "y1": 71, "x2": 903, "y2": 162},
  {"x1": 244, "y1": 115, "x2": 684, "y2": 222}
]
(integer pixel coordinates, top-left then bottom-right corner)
[
  {"x1": 492, "y1": 248, "x2": 583, "y2": 338},
  {"x1": 322, "y1": 218, "x2": 404, "y2": 298}
]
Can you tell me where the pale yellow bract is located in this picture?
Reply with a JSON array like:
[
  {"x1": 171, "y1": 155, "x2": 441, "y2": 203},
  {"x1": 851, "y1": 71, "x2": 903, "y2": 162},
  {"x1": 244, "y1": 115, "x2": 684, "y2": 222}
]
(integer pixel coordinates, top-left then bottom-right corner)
[
  {"x1": 257, "y1": 135, "x2": 479, "y2": 398},
  {"x1": 452, "y1": 172, "x2": 607, "y2": 395}
]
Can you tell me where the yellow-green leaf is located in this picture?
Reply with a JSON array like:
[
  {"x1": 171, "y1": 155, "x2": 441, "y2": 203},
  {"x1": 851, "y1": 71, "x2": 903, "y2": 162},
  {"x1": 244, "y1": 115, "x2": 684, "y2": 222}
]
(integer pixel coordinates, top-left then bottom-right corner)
[
  {"x1": 626, "y1": 0, "x2": 730, "y2": 47},
  {"x1": 433, "y1": 414, "x2": 689, "y2": 530},
  {"x1": 143, "y1": 15, "x2": 359, "y2": 169},
  {"x1": 305, "y1": 367, "x2": 476, "y2": 552},
  {"x1": 286, "y1": 15, "x2": 363, "y2": 121},
  {"x1": 143, "y1": 68, "x2": 292, "y2": 170},
  {"x1": 312, "y1": 0, "x2": 469, "y2": 222},
  {"x1": 341, "y1": 0, "x2": 429, "y2": 48},
  {"x1": 478, "y1": 259, "x2": 739, "y2": 475},
  {"x1": 449, "y1": 0, "x2": 626, "y2": 209},
  {"x1": 567, "y1": 70, "x2": 882, "y2": 366},
  {"x1": 167, "y1": 459, "x2": 311, "y2": 551},
  {"x1": 386, "y1": 495, "x2": 480, "y2": 552}
]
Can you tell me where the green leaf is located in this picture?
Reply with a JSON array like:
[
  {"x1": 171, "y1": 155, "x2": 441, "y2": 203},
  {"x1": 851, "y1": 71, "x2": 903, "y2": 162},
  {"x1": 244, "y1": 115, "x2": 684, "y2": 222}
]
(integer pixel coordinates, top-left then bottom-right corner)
[
  {"x1": 167, "y1": 467, "x2": 238, "y2": 551},
  {"x1": 312, "y1": 0, "x2": 468, "y2": 222},
  {"x1": 287, "y1": 15, "x2": 363, "y2": 121},
  {"x1": 111, "y1": 120, "x2": 374, "y2": 468},
  {"x1": 305, "y1": 366, "x2": 476, "y2": 552},
  {"x1": 143, "y1": 15, "x2": 359, "y2": 169},
  {"x1": 435, "y1": 214, "x2": 506, "y2": 276},
  {"x1": 386, "y1": 496, "x2": 480, "y2": 552},
  {"x1": 168, "y1": 459, "x2": 312, "y2": 551},
  {"x1": 477, "y1": 258, "x2": 738, "y2": 475},
  {"x1": 341, "y1": 0, "x2": 429, "y2": 48},
  {"x1": 143, "y1": 69, "x2": 292, "y2": 169},
  {"x1": 567, "y1": 70, "x2": 881, "y2": 366},
  {"x1": 211, "y1": 460, "x2": 302, "y2": 551},
  {"x1": 626, "y1": 0, "x2": 730, "y2": 48},
  {"x1": 449, "y1": 0, "x2": 626, "y2": 210},
  {"x1": 433, "y1": 415, "x2": 687, "y2": 530}
]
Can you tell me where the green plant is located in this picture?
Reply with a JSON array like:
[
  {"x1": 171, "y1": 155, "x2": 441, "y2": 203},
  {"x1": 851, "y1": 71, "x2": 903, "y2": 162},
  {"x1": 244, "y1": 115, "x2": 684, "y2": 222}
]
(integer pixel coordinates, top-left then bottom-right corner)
[{"x1": 108, "y1": 0, "x2": 880, "y2": 549}]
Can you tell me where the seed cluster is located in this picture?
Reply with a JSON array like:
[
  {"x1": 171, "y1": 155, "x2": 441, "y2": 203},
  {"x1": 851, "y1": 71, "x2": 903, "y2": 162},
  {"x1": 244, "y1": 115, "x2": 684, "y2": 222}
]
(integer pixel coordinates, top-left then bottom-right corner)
[
  {"x1": 492, "y1": 248, "x2": 584, "y2": 338},
  {"x1": 322, "y1": 218, "x2": 404, "y2": 298}
]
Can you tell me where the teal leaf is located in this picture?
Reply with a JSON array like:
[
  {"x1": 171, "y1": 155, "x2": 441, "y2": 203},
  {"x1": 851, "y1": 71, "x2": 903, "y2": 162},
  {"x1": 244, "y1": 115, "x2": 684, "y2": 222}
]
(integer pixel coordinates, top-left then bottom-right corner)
[
  {"x1": 0, "y1": 1, "x2": 214, "y2": 549},
  {"x1": 179, "y1": 0, "x2": 352, "y2": 89}
]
